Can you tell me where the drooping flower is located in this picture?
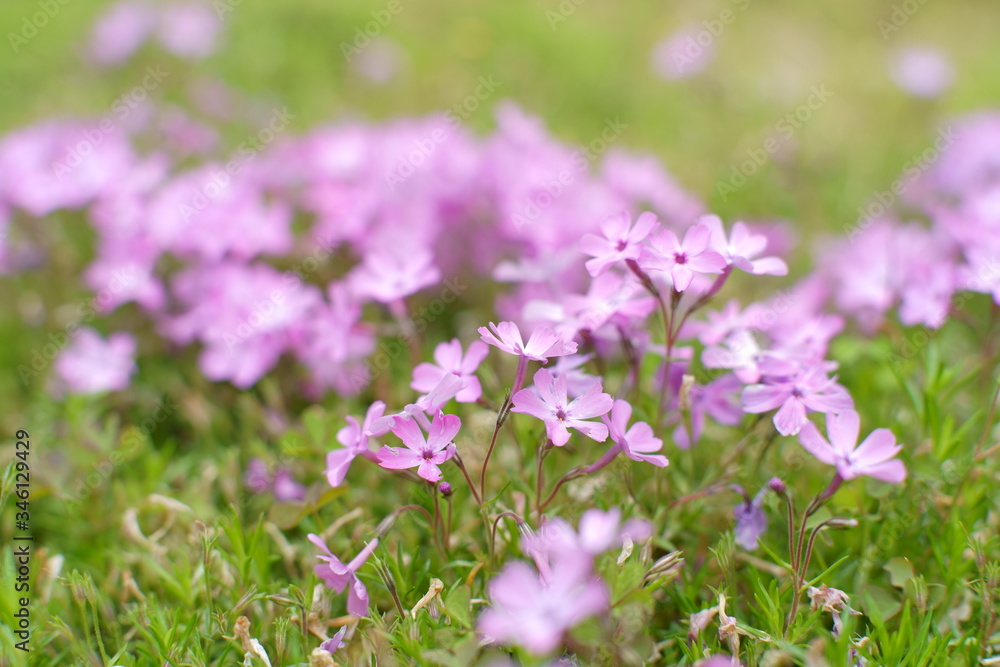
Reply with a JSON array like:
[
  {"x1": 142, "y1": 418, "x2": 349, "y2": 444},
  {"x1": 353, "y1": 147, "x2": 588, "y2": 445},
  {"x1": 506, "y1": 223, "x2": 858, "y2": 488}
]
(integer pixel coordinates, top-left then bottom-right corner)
[
  {"x1": 579, "y1": 210, "x2": 659, "y2": 277},
  {"x1": 603, "y1": 399, "x2": 668, "y2": 467},
  {"x1": 326, "y1": 401, "x2": 391, "y2": 487},
  {"x1": 797, "y1": 410, "x2": 907, "y2": 483},
  {"x1": 733, "y1": 484, "x2": 771, "y2": 550},
  {"x1": 639, "y1": 224, "x2": 727, "y2": 291},
  {"x1": 478, "y1": 321, "x2": 577, "y2": 362},
  {"x1": 411, "y1": 338, "x2": 488, "y2": 403},
  {"x1": 741, "y1": 367, "x2": 854, "y2": 436},
  {"x1": 308, "y1": 533, "x2": 378, "y2": 616},
  {"x1": 376, "y1": 412, "x2": 460, "y2": 482},
  {"x1": 511, "y1": 369, "x2": 612, "y2": 446}
]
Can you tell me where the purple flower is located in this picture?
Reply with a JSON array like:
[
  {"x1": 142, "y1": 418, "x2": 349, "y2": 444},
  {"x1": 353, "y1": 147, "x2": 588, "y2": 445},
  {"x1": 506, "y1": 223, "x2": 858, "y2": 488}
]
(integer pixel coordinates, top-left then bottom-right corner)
[
  {"x1": 478, "y1": 556, "x2": 608, "y2": 654},
  {"x1": 579, "y1": 210, "x2": 659, "y2": 277},
  {"x1": 243, "y1": 458, "x2": 271, "y2": 494},
  {"x1": 349, "y1": 246, "x2": 440, "y2": 303},
  {"x1": 603, "y1": 399, "x2": 668, "y2": 467},
  {"x1": 639, "y1": 224, "x2": 727, "y2": 291},
  {"x1": 376, "y1": 412, "x2": 460, "y2": 482},
  {"x1": 702, "y1": 215, "x2": 788, "y2": 276},
  {"x1": 272, "y1": 470, "x2": 307, "y2": 502},
  {"x1": 411, "y1": 338, "x2": 488, "y2": 403},
  {"x1": 511, "y1": 369, "x2": 612, "y2": 446},
  {"x1": 319, "y1": 626, "x2": 347, "y2": 654},
  {"x1": 798, "y1": 410, "x2": 907, "y2": 483},
  {"x1": 54, "y1": 329, "x2": 137, "y2": 394},
  {"x1": 308, "y1": 534, "x2": 379, "y2": 617},
  {"x1": 327, "y1": 401, "x2": 390, "y2": 487},
  {"x1": 478, "y1": 321, "x2": 577, "y2": 362},
  {"x1": 741, "y1": 367, "x2": 854, "y2": 436}
]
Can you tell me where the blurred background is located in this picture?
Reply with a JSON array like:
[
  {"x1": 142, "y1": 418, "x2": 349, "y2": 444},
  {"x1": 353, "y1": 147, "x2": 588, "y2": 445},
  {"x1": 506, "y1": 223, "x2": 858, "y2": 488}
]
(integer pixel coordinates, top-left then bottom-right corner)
[{"x1": 1, "y1": 0, "x2": 998, "y2": 419}]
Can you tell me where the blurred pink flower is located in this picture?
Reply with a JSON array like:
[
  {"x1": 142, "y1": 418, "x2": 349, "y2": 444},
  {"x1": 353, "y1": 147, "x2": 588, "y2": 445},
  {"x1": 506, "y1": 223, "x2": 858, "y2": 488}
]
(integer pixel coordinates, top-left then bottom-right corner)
[
  {"x1": 651, "y1": 27, "x2": 715, "y2": 81},
  {"x1": 55, "y1": 329, "x2": 136, "y2": 394},
  {"x1": 478, "y1": 321, "x2": 577, "y2": 362},
  {"x1": 411, "y1": 338, "x2": 488, "y2": 403},
  {"x1": 890, "y1": 46, "x2": 954, "y2": 98},
  {"x1": 742, "y1": 367, "x2": 854, "y2": 436}
]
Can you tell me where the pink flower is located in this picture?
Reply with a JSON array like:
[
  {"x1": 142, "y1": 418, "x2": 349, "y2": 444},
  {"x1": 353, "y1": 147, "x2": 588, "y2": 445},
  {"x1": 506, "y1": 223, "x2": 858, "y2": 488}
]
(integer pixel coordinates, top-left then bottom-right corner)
[
  {"x1": 742, "y1": 368, "x2": 854, "y2": 436},
  {"x1": 798, "y1": 411, "x2": 906, "y2": 483},
  {"x1": 411, "y1": 338, "x2": 488, "y2": 403},
  {"x1": 702, "y1": 215, "x2": 788, "y2": 276},
  {"x1": 155, "y1": 1, "x2": 221, "y2": 60},
  {"x1": 376, "y1": 412, "x2": 460, "y2": 482},
  {"x1": 86, "y1": 0, "x2": 157, "y2": 66},
  {"x1": 639, "y1": 224, "x2": 727, "y2": 291},
  {"x1": 478, "y1": 321, "x2": 577, "y2": 362},
  {"x1": 579, "y1": 211, "x2": 659, "y2": 277},
  {"x1": 603, "y1": 400, "x2": 668, "y2": 467},
  {"x1": 55, "y1": 329, "x2": 137, "y2": 394},
  {"x1": 511, "y1": 369, "x2": 612, "y2": 446},
  {"x1": 326, "y1": 401, "x2": 390, "y2": 487},
  {"x1": 478, "y1": 557, "x2": 608, "y2": 654},
  {"x1": 349, "y1": 246, "x2": 440, "y2": 303},
  {"x1": 308, "y1": 534, "x2": 379, "y2": 616}
]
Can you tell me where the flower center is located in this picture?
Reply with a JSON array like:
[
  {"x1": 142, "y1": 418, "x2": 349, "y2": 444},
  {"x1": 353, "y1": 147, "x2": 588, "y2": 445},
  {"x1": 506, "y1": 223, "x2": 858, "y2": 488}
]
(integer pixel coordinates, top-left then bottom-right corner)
[
  {"x1": 555, "y1": 408, "x2": 568, "y2": 421},
  {"x1": 616, "y1": 239, "x2": 628, "y2": 251},
  {"x1": 674, "y1": 252, "x2": 688, "y2": 264},
  {"x1": 791, "y1": 387, "x2": 804, "y2": 398}
]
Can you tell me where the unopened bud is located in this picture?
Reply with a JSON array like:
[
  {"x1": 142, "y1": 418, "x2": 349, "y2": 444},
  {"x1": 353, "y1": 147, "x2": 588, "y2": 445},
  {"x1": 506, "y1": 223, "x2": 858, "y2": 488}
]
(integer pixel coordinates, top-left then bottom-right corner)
[
  {"x1": 824, "y1": 517, "x2": 859, "y2": 529},
  {"x1": 439, "y1": 482, "x2": 453, "y2": 497},
  {"x1": 768, "y1": 477, "x2": 787, "y2": 495}
]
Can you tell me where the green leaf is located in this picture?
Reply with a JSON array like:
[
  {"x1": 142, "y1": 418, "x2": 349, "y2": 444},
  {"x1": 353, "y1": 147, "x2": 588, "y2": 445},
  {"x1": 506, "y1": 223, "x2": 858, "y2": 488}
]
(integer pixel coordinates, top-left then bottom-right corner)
[
  {"x1": 885, "y1": 557, "x2": 914, "y2": 589},
  {"x1": 443, "y1": 585, "x2": 472, "y2": 629}
]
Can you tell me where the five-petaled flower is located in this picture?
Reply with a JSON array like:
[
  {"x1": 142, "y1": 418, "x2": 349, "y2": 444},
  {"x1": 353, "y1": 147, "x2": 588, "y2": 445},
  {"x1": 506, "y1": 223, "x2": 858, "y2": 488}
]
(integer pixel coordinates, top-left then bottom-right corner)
[
  {"x1": 579, "y1": 210, "x2": 659, "y2": 277},
  {"x1": 639, "y1": 223, "x2": 727, "y2": 291},
  {"x1": 741, "y1": 367, "x2": 854, "y2": 436},
  {"x1": 511, "y1": 368, "x2": 613, "y2": 446},
  {"x1": 797, "y1": 410, "x2": 907, "y2": 483},
  {"x1": 376, "y1": 411, "x2": 460, "y2": 482}
]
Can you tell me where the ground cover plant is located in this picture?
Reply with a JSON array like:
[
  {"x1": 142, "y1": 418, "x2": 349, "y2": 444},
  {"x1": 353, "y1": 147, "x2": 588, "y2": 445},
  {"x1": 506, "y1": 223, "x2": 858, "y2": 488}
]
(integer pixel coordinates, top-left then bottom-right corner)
[{"x1": 1, "y1": 0, "x2": 999, "y2": 665}]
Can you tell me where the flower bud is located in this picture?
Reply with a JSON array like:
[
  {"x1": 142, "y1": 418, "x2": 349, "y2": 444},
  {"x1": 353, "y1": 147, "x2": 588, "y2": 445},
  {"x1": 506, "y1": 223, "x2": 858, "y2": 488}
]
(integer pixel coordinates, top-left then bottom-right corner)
[
  {"x1": 767, "y1": 477, "x2": 787, "y2": 495},
  {"x1": 439, "y1": 482, "x2": 453, "y2": 497}
]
